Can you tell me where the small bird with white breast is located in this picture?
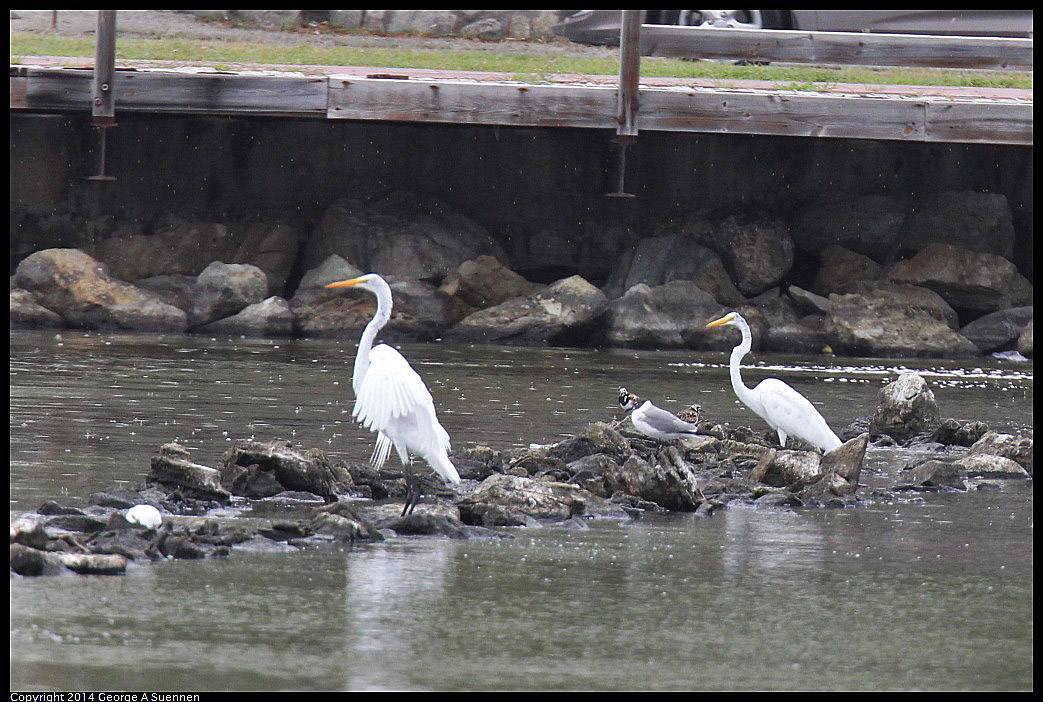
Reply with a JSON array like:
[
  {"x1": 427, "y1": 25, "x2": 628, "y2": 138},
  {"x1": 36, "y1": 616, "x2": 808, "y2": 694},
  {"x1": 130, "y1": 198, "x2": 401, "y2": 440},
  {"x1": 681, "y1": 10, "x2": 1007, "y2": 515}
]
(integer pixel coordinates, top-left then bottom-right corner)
[{"x1": 618, "y1": 388, "x2": 701, "y2": 445}]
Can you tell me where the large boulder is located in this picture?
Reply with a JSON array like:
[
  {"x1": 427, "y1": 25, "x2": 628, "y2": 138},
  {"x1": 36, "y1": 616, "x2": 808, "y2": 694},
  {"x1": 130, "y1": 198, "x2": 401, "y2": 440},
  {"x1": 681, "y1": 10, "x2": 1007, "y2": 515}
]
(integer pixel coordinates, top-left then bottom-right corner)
[
  {"x1": 195, "y1": 296, "x2": 294, "y2": 337},
  {"x1": 869, "y1": 373, "x2": 940, "y2": 442},
  {"x1": 456, "y1": 474, "x2": 590, "y2": 526},
  {"x1": 602, "y1": 452, "x2": 705, "y2": 512},
  {"x1": 89, "y1": 219, "x2": 300, "y2": 295},
  {"x1": 13, "y1": 248, "x2": 186, "y2": 332},
  {"x1": 302, "y1": 192, "x2": 505, "y2": 280},
  {"x1": 899, "y1": 191, "x2": 1016, "y2": 259},
  {"x1": 445, "y1": 275, "x2": 607, "y2": 346},
  {"x1": 188, "y1": 261, "x2": 269, "y2": 329},
  {"x1": 959, "y1": 307, "x2": 1034, "y2": 353},
  {"x1": 602, "y1": 233, "x2": 744, "y2": 306},
  {"x1": 1017, "y1": 320, "x2": 1033, "y2": 357},
  {"x1": 10, "y1": 288, "x2": 64, "y2": 329},
  {"x1": 967, "y1": 431, "x2": 1032, "y2": 475},
  {"x1": 825, "y1": 290, "x2": 978, "y2": 358},
  {"x1": 600, "y1": 281, "x2": 728, "y2": 350},
  {"x1": 888, "y1": 243, "x2": 1032, "y2": 317},
  {"x1": 438, "y1": 255, "x2": 543, "y2": 309},
  {"x1": 811, "y1": 245, "x2": 883, "y2": 296},
  {"x1": 716, "y1": 216, "x2": 795, "y2": 297}
]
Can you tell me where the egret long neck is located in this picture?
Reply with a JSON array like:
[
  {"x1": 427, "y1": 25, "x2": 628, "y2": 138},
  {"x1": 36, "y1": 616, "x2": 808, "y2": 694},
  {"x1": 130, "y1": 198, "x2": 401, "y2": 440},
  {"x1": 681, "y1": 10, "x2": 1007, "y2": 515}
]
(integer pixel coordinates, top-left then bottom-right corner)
[
  {"x1": 729, "y1": 317, "x2": 758, "y2": 408},
  {"x1": 353, "y1": 284, "x2": 392, "y2": 394}
]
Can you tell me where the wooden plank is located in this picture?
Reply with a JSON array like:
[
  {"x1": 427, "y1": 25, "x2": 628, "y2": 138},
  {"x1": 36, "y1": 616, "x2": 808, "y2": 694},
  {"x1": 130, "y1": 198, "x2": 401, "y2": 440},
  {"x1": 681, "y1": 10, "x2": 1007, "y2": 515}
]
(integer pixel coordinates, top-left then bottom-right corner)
[
  {"x1": 924, "y1": 100, "x2": 1034, "y2": 145},
  {"x1": 328, "y1": 77, "x2": 619, "y2": 129},
  {"x1": 10, "y1": 68, "x2": 1032, "y2": 145},
  {"x1": 640, "y1": 25, "x2": 1034, "y2": 70},
  {"x1": 16, "y1": 67, "x2": 328, "y2": 116}
]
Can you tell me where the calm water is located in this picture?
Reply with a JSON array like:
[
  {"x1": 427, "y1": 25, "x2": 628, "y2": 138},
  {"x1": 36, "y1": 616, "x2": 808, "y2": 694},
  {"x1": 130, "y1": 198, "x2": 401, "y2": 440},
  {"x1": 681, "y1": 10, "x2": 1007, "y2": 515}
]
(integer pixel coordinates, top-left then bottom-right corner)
[{"x1": 9, "y1": 330, "x2": 1033, "y2": 691}]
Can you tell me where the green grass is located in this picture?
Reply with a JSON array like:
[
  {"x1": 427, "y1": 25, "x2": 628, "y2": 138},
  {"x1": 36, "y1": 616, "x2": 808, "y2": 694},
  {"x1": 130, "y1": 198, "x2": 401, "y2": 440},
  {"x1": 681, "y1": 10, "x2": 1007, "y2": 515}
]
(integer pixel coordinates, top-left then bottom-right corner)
[{"x1": 9, "y1": 34, "x2": 1033, "y2": 90}]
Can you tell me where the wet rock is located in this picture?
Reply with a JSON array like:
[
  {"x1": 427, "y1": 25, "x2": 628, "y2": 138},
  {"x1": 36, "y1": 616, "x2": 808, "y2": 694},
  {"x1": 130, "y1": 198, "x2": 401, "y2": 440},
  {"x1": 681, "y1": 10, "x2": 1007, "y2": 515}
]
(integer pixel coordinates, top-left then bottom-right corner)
[
  {"x1": 599, "y1": 281, "x2": 728, "y2": 350},
  {"x1": 449, "y1": 445, "x2": 505, "y2": 481},
  {"x1": 1017, "y1": 319, "x2": 1033, "y2": 357},
  {"x1": 456, "y1": 474, "x2": 590, "y2": 526},
  {"x1": 10, "y1": 542, "x2": 127, "y2": 577},
  {"x1": 188, "y1": 261, "x2": 269, "y2": 329},
  {"x1": 195, "y1": 296, "x2": 293, "y2": 337},
  {"x1": 13, "y1": 248, "x2": 187, "y2": 332},
  {"x1": 602, "y1": 450, "x2": 704, "y2": 512},
  {"x1": 10, "y1": 515, "x2": 50, "y2": 550},
  {"x1": 311, "y1": 501, "x2": 384, "y2": 542},
  {"x1": 438, "y1": 255, "x2": 543, "y2": 309},
  {"x1": 134, "y1": 274, "x2": 197, "y2": 312},
  {"x1": 810, "y1": 245, "x2": 883, "y2": 297},
  {"x1": 895, "y1": 460, "x2": 966, "y2": 491},
  {"x1": 220, "y1": 439, "x2": 341, "y2": 503},
  {"x1": 716, "y1": 216, "x2": 795, "y2": 296},
  {"x1": 870, "y1": 373, "x2": 940, "y2": 442},
  {"x1": 446, "y1": 275, "x2": 607, "y2": 346},
  {"x1": 821, "y1": 432, "x2": 869, "y2": 486},
  {"x1": 753, "y1": 491, "x2": 803, "y2": 509},
  {"x1": 954, "y1": 454, "x2": 1030, "y2": 479},
  {"x1": 149, "y1": 443, "x2": 232, "y2": 502},
  {"x1": 11, "y1": 543, "x2": 64, "y2": 577},
  {"x1": 931, "y1": 419, "x2": 991, "y2": 447},
  {"x1": 967, "y1": 431, "x2": 1032, "y2": 475},
  {"x1": 10, "y1": 288, "x2": 64, "y2": 329},
  {"x1": 959, "y1": 307, "x2": 1034, "y2": 353},
  {"x1": 888, "y1": 244, "x2": 1032, "y2": 316},
  {"x1": 748, "y1": 449, "x2": 821, "y2": 488}
]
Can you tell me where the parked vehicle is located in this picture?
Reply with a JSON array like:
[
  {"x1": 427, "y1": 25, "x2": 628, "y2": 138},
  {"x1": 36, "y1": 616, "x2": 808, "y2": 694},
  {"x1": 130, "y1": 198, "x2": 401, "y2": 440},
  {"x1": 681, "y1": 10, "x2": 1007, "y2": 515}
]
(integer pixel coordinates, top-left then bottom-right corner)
[{"x1": 554, "y1": 10, "x2": 1033, "y2": 45}]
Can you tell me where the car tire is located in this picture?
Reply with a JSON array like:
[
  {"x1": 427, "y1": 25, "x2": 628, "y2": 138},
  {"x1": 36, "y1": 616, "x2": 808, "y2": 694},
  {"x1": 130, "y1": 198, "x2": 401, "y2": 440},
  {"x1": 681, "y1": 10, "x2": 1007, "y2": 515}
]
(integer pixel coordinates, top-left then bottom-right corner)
[{"x1": 654, "y1": 10, "x2": 792, "y2": 30}]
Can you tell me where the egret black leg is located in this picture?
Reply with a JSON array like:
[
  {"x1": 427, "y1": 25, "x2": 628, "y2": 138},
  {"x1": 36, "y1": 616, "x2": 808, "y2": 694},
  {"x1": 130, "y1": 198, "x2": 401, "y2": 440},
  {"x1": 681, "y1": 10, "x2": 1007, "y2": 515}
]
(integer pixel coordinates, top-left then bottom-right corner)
[{"x1": 401, "y1": 460, "x2": 422, "y2": 516}]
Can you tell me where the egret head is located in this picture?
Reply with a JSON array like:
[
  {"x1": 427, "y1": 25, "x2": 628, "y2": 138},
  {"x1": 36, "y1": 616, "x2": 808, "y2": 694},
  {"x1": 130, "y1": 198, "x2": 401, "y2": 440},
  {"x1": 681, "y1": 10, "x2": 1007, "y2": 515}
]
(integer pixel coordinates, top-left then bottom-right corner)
[
  {"x1": 618, "y1": 387, "x2": 641, "y2": 411},
  {"x1": 324, "y1": 273, "x2": 387, "y2": 294},
  {"x1": 706, "y1": 311, "x2": 741, "y2": 329}
]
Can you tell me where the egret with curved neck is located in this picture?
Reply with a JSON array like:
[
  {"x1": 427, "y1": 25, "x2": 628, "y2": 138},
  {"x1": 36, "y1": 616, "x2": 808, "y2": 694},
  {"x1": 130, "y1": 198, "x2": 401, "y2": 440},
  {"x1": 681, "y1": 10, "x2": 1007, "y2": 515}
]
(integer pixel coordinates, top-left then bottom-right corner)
[
  {"x1": 325, "y1": 273, "x2": 461, "y2": 514},
  {"x1": 706, "y1": 311, "x2": 842, "y2": 452}
]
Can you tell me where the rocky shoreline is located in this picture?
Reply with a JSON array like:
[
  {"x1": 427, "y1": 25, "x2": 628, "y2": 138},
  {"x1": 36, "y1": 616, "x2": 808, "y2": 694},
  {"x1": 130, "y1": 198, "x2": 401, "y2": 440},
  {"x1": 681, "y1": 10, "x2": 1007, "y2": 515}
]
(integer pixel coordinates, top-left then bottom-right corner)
[
  {"x1": 11, "y1": 371, "x2": 1032, "y2": 577},
  {"x1": 9, "y1": 188, "x2": 1033, "y2": 360}
]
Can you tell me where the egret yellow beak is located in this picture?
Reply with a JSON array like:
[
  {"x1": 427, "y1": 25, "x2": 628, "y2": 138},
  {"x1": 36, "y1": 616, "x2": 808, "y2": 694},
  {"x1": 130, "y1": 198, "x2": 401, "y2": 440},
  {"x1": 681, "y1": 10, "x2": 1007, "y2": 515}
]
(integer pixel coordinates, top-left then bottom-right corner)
[
  {"x1": 705, "y1": 315, "x2": 732, "y2": 329},
  {"x1": 324, "y1": 277, "x2": 365, "y2": 289}
]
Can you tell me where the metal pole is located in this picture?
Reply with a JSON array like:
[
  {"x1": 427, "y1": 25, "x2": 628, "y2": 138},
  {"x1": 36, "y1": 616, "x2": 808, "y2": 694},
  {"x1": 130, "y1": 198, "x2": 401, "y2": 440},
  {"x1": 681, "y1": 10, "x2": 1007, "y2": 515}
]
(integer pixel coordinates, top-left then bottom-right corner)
[
  {"x1": 88, "y1": 10, "x2": 117, "y2": 181},
  {"x1": 605, "y1": 10, "x2": 641, "y2": 197}
]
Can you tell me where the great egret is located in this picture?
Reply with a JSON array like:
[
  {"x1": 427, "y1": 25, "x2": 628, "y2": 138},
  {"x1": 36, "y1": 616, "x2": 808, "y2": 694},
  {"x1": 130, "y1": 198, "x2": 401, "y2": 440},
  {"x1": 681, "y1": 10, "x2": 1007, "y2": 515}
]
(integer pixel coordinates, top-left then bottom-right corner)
[
  {"x1": 705, "y1": 311, "x2": 842, "y2": 452},
  {"x1": 619, "y1": 388, "x2": 701, "y2": 444},
  {"x1": 325, "y1": 273, "x2": 461, "y2": 515},
  {"x1": 125, "y1": 504, "x2": 163, "y2": 530}
]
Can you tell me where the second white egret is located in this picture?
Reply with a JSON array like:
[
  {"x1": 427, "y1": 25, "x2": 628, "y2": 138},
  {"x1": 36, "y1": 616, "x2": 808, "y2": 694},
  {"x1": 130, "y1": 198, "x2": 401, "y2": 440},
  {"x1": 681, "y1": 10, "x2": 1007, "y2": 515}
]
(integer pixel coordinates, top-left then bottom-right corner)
[
  {"x1": 705, "y1": 311, "x2": 842, "y2": 453},
  {"x1": 325, "y1": 273, "x2": 461, "y2": 515}
]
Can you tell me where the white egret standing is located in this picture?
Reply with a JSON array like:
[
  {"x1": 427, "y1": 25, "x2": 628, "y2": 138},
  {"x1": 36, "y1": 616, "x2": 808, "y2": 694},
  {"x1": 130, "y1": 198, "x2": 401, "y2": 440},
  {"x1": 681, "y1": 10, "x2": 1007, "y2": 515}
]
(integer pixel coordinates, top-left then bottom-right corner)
[
  {"x1": 705, "y1": 311, "x2": 842, "y2": 452},
  {"x1": 325, "y1": 273, "x2": 461, "y2": 515}
]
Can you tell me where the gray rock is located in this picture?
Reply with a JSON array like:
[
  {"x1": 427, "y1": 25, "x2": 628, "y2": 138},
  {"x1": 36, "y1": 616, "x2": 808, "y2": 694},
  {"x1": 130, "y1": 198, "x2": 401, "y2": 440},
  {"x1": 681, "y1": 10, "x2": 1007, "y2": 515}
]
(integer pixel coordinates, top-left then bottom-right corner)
[
  {"x1": 602, "y1": 233, "x2": 744, "y2": 306},
  {"x1": 189, "y1": 261, "x2": 269, "y2": 328},
  {"x1": 888, "y1": 244, "x2": 1032, "y2": 316},
  {"x1": 953, "y1": 454, "x2": 1030, "y2": 479},
  {"x1": 10, "y1": 288, "x2": 64, "y2": 329},
  {"x1": 303, "y1": 193, "x2": 505, "y2": 280},
  {"x1": 446, "y1": 274, "x2": 606, "y2": 346},
  {"x1": 602, "y1": 451, "x2": 704, "y2": 512},
  {"x1": 826, "y1": 290, "x2": 978, "y2": 358},
  {"x1": 870, "y1": 373, "x2": 940, "y2": 442},
  {"x1": 149, "y1": 443, "x2": 231, "y2": 501},
  {"x1": 716, "y1": 216, "x2": 794, "y2": 296},
  {"x1": 895, "y1": 460, "x2": 966, "y2": 491},
  {"x1": 196, "y1": 296, "x2": 293, "y2": 337},
  {"x1": 600, "y1": 281, "x2": 727, "y2": 350},
  {"x1": 220, "y1": 439, "x2": 341, "y2": 503},
  {"x1": 967, "y1": 431, "x2": 1033, "y2": 475},
  {"x1": 811, "y1": 244, "x2": 883, "y2": 296},
  {"x1": 749, "y1": 449, "x2": 822, "y2": 487},
  {"x1": 960, "y1": 307, "x2": 1033, "y2": 353},
  {"x1": 14, "y1": 248, "x2": 186, "y2": 333},
  {"x1": 456, "y1": 474, "x2": 590, "y2": 525},
  {"x1": 438, "y1": 255, "x2": 543, "y2": 309},
  {"x1": 1017, "y1": 320, "x2": 1033, "y2": 357}
]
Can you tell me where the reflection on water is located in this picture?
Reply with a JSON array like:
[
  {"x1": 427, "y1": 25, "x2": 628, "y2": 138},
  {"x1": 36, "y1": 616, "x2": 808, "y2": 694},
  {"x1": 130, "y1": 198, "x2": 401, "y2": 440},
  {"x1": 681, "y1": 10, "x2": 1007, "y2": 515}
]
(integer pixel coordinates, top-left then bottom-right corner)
[{"x1": 9, "y1": 330, "x2": 1033, "y2": 690}]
